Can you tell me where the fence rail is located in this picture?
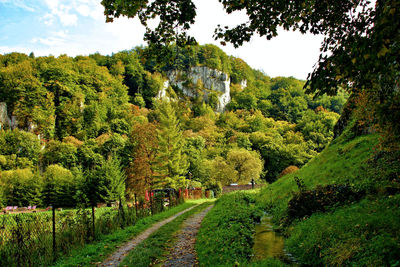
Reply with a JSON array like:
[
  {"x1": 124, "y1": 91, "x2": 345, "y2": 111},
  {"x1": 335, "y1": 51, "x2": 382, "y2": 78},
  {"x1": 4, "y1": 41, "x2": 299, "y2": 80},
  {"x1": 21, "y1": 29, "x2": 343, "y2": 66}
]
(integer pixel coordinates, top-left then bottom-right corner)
[{"x1": 0, "y1": 189, "x2": 189, "y2": 267}]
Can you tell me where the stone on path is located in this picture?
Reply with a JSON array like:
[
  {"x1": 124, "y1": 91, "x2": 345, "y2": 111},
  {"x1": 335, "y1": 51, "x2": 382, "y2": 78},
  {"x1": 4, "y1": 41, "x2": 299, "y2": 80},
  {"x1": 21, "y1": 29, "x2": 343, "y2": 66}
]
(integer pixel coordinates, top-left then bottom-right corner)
[
  {"x1": 163, "y1": 205, "x2": 214, "y2": 267},
  {"x1": 99, "y1": 205, "x2": 198, "y2": 267}
]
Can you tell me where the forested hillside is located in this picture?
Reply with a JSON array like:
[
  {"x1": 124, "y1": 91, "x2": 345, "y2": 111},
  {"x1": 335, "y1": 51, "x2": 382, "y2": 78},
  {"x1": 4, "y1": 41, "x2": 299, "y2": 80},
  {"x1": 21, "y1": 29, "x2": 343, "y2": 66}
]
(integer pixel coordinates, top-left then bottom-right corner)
[{"x1": 0, "y1": 44, "x2": 347, "y2": 208}]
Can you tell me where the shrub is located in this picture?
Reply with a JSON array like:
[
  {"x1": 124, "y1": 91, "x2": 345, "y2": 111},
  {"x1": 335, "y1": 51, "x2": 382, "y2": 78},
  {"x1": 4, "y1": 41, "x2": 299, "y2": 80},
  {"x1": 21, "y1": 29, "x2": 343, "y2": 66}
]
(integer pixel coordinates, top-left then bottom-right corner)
[
  {"x1": 285, "y1": 183, "x2": 363, "y2": 224},
  {"x1": 278, "y1": 165, "x2": 299, "y2": 178}
]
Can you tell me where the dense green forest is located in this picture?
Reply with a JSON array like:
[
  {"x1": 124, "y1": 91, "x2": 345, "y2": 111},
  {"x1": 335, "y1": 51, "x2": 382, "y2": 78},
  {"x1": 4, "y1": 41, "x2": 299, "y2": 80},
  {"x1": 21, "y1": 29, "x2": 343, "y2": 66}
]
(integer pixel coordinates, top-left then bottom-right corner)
[{"x1": 0, "y1": 44, "x2": 347, "y2": 208}]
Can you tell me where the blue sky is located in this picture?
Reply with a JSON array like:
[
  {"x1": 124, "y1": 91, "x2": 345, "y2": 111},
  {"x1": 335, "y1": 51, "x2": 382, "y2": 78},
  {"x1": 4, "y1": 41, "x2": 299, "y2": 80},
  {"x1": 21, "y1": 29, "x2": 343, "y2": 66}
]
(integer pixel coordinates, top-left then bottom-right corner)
[{"x1": 0, "y1": 0, "x2": 324, "y2": 79}]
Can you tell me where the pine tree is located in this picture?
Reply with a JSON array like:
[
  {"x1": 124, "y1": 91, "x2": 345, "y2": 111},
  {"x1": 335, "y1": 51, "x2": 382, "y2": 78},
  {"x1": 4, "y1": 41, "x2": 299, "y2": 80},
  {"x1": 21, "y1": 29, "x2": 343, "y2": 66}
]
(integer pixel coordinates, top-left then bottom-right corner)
[{"x1": 152, "y1": 100, "x2": 188, "y2": 189}]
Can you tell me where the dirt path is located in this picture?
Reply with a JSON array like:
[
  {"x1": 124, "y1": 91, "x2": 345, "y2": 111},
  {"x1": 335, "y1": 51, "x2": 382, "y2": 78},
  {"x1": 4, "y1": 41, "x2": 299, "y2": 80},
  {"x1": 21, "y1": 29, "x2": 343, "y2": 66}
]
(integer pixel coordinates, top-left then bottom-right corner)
[
  {"x1": 99, "y1": 205, "x2": 198, "y2": 267},
  {"x1": 163, "y1": 205, "x2": 214, "y2": 267}
]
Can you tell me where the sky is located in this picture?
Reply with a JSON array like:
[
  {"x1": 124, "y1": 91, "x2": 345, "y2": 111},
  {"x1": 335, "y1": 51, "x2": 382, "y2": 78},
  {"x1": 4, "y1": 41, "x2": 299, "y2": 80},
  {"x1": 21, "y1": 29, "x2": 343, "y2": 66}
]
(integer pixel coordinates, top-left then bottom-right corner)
[{"x1": 0, "y1": 0, "x2": 324, "y2": 80}]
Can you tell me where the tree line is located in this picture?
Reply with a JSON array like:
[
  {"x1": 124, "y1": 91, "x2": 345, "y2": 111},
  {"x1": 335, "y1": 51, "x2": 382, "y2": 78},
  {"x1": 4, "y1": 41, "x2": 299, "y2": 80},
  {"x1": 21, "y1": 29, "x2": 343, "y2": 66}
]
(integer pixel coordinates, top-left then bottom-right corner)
[{"x1": 0, "y1": 44, "x2": 345, "y2": 208}]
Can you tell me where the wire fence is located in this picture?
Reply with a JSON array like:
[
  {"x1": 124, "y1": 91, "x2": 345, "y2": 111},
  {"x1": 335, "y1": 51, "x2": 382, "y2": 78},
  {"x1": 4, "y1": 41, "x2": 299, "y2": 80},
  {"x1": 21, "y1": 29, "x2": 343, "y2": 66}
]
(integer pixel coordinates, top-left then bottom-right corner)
[{"x1": 0, "y1": 189, "x2": 186, "y2": 267}]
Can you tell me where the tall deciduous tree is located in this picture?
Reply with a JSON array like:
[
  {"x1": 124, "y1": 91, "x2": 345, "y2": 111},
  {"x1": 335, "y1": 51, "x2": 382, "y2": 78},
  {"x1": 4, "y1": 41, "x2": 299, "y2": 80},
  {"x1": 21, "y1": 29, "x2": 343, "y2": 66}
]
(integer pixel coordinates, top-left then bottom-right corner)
[
  {"x1": 126, "y1": 122, "x2": 158, "y2": 196},
  {"x1": 101, "y1": 0, "x2": 400, "y2": 149},
  {"x1": 152, "y1": 100, "x2": 188, "y2": 189},
  {"x1": 42, "y1": 164, "x2": 76, "y2": 207},
  {"x1": 226, "y1": 148, "x2": 263, "y2": 184}
]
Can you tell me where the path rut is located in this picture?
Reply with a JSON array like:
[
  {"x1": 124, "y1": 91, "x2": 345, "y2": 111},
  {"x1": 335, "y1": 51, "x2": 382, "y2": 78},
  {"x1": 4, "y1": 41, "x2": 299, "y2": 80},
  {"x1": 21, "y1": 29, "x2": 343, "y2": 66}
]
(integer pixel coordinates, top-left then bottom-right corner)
[
  {"x1": 163, "y1": 205, "x2": 214, "y2": 267},
  {"x1": 99, "y1": 205, "x2": 198, "y2": 267}
]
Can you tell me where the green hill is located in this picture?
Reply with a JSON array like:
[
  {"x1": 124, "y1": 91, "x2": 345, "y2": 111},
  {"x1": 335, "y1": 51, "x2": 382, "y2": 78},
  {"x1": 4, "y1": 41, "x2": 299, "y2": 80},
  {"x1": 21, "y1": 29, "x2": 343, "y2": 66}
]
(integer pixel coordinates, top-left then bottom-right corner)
[{"x1": 257, "y1": 125, "x2": 400, "y2": 266}]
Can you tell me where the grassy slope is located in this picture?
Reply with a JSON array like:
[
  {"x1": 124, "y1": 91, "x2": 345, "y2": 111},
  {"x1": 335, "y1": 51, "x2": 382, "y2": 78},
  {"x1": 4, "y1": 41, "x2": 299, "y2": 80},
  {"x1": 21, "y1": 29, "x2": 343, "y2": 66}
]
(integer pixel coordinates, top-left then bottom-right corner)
[
  {"x1": 258, "y1": 129, "x2": 400, "y2": 265},
  {"x1": 258, "y1": 130, "x2": 379, "y2": 220}
]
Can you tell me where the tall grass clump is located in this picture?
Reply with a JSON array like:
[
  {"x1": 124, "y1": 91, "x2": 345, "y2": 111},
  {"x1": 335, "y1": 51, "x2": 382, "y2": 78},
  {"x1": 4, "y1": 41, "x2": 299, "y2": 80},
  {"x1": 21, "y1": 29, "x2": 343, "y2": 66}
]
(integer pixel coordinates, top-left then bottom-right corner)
[
  {"x1": 196, "y1": 191, "x2": 262, "y2": 266},
  {"x1": 286, "y1": 195, "x2": 400, "y2": 266}
]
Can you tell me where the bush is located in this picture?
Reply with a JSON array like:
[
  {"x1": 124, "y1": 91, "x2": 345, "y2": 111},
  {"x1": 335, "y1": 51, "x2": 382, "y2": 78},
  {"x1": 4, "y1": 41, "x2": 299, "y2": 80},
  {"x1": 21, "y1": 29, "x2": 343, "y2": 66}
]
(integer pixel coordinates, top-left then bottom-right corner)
[
  {"x1": 286, "y1": 182, "x2": 363, "y2": 224},
  {"x1": 278, "y1": 165, "x2": 299, "y2": 178}
]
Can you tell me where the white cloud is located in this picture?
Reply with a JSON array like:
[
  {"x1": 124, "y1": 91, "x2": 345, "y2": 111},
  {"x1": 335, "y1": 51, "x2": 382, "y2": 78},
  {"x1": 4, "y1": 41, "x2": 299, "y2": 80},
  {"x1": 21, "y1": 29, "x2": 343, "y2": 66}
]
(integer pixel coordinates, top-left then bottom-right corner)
[
  {"x1": 43, "y1": 0, "x2": 78, "y2": 26},
  {"x1": 188, "y1": 0, "x2": 324, "y2": 79},
  {"x1": 0, "y1": 0, "x2": 35, "y2": 12},
  {"x1": 42, "y1": 13, "x2": 55, "y2": 26},
  {"x1": 3, "y1": 0, "x2": 324, "y2": 79},
  {"x1": 59, "y1": 12, "x2": 78, "y2": 26},
  {"x1": 76, "y1": 4, "x2": 90, "y2": 17}
]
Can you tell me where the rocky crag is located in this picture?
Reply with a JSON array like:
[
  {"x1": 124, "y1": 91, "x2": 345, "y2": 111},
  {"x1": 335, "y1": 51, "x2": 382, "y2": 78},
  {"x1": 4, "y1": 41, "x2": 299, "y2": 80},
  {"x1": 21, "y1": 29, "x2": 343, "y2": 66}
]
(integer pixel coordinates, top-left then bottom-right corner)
[{"x1": 159, "y1": 66, "x2": 236, "y2": 113}]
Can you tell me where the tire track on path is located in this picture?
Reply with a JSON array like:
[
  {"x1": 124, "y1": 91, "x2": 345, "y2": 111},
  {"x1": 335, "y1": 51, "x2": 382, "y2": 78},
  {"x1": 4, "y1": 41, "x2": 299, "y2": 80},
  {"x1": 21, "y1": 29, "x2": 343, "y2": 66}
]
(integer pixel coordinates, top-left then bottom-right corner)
[
  {"x1": 163, "y1": 204, "x2": 214, "y2": 267},
  {"x1": 99, "y1": 205, "x2": 198, "y2": 267}
]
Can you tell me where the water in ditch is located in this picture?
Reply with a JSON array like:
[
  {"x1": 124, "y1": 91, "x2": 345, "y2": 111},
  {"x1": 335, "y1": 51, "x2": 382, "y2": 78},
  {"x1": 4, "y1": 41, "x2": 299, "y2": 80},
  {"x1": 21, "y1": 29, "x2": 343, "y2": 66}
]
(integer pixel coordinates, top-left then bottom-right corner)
[{"x1": 252, "y1": 215, "x2": 298, "y2": 264}]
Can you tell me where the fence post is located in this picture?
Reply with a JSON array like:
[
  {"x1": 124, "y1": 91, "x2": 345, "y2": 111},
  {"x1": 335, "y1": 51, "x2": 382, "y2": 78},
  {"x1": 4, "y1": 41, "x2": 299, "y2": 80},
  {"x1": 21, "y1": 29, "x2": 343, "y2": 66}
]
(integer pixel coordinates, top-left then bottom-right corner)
[
  {"x1": 150, "y1": 193, "x2": 153, "y2": 215},
  {"x1": 52, "y1": 205, "x2": 56, "y2": 262},
  {"x1": 119, "y1": 197, "x2": 125, "y2": 229},
  {"x1": 134, "y1": 193, "x2": 138, "y2": 218},
  {"x1": 168, "y1": 191, "x2": 172, "y2": 209},
  {"x1": 92, "y1": 205, "x2": 95, "y2": 240}
]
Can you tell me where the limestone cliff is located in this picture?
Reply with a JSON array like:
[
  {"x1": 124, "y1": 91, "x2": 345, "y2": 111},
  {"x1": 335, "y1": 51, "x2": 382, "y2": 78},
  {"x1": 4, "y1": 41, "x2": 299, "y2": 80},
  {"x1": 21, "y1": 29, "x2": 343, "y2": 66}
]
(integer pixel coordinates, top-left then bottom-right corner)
[
  {"x1": 0, "y1": 102, "x2": 18, "y2": 130},
  {"x1": 161, "y1": 66, "x2": 231, "y2": 112}
]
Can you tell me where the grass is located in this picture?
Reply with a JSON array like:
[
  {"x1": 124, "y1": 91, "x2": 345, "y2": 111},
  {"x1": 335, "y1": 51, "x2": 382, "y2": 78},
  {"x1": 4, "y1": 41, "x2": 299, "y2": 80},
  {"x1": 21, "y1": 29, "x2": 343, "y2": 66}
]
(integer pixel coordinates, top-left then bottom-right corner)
[
  {"x1": 196, "y1": 191, "x2": 263, "y2": 267},
  {"x1": 120, "y1": 200, "x2": 214, "y2": 267},
  {"x1": 254, "y1": 127, "x2": 400, "y2": 265},
  {"x1": 258, "y1": 131, "x2": 379, "y2": 223},
  {"x1": 52, "y1": 201, "x2": 200, "y2": 267},
  {"x1": 286, "y1": 195, "x2": 400, "y2": 266}
]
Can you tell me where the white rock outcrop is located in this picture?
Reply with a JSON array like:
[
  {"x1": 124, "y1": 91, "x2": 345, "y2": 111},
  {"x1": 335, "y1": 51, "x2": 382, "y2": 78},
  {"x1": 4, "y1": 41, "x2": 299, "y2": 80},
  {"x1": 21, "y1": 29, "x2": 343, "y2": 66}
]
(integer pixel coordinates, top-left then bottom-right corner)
[
  {"x1": 0, "y1": 102, "x2": 17, "y2": 129},
  {"x1": 0, "y1": 102, "x2": 9, "y2": 128},
  {"x1": 157, "y1": 80, "x2": 170, "y2": 99},
  {"x1": 240, "y1": 79, "x2": 247, "y2": 89},
  {"x1": 165, "y1": 66, "x2": 231, "y2": 112}
]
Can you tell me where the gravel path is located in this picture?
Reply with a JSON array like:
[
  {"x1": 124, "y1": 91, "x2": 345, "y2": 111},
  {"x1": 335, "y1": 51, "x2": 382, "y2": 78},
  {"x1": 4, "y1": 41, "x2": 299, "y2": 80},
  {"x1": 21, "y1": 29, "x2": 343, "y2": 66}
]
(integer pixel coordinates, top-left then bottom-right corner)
[
  {"x1": 163, "y1": 205, "x2": 214, "y2": 267},
  {"x1": 99, "y1": 205, "x2": 198, "y2": 267}
]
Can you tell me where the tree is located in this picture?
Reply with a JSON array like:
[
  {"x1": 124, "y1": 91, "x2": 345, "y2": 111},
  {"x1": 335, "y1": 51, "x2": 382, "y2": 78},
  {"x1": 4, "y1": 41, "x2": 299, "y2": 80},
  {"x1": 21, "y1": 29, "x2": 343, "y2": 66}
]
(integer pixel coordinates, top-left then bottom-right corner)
[
  {"x1": 98, "y1": 157, "x2": 126, "y2": 204},
  {"x1": 0, "y1": 129, "x2": 41, "y2": 166},
  {"x1": 42, "y1": 140, "x2": 78, "y2": 169},
  {"x1": 296, "y1": 109, "x2": 340, "y2": 152},
  {"x1": 82, "y1": 157, "x2": 125, "y2": 206},
  {"x1": 184, "y1": 135, "x2": 206, "y2": 185},
  {"x1": 42, "y1": 164, "x2": 76, "y2": 207},
  {"x1": 0, "y1": 168, "x2": 42, "y2": 207},
  {"x1": 152, "y1": 100, "x2": 188, "y2": 189},
  {"x1": 226, "y1": 148, "x2": 263, "y2": 184},
  {"x1": 209, "y1": 156, "x2": 236, "y2": 186},
  {"x1": 101, "y1": 0, "x2": 400, "y2": 149},
  {"x1": 0, "y1": 59, "x2": 54, "y2": 136},
  {"x1": 126, "y1": 122, "x2": 158, "y2": 196}
]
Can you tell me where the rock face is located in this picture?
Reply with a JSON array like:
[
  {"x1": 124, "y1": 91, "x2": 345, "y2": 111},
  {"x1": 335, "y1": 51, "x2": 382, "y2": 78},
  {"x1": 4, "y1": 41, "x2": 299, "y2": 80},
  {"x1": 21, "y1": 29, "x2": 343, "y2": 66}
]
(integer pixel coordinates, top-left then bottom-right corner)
[
  {"x1": 165, "y1": 66, "x2": 231, "y2": 112},
  {"x1": 240, "y1": 79, "x2": 247, "y2": 89},
  {"x1": 157, "y1": 80, "x2": 170, "y2": 99},
  {"x1": 0, "y1": 102, "x2": 8, "y2": 128},
  {"x1": 0, "y1": 102, "x2": 17, "y2": 129}
]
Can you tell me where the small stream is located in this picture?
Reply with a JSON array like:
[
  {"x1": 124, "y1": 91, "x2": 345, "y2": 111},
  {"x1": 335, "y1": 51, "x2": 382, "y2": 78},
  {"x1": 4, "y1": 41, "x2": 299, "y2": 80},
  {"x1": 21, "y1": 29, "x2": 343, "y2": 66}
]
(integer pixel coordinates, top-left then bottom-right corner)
[{"x1": 252, "y1": 215, "x2": 298, "y2": 264}]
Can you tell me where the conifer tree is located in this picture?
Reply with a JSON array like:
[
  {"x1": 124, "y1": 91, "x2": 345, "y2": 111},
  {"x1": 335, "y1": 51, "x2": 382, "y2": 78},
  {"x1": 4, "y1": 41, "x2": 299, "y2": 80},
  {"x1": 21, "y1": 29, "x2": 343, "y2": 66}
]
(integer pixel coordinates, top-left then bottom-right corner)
[{"x1": 152, "y1": 100, "x2": 188, "y2": 189}]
